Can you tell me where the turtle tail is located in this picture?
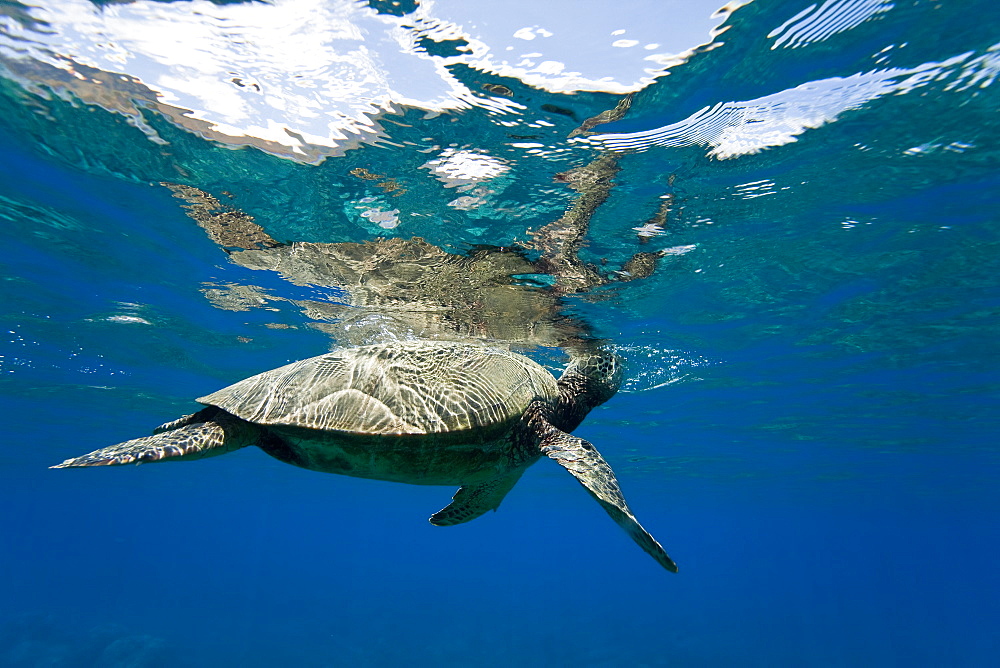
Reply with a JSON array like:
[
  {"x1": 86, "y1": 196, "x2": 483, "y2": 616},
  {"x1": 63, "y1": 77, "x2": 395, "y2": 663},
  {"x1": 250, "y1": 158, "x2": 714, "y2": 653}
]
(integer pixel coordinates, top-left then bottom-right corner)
[{"x1": 51, "y1": 407, "x2": 259, "y2": 468}]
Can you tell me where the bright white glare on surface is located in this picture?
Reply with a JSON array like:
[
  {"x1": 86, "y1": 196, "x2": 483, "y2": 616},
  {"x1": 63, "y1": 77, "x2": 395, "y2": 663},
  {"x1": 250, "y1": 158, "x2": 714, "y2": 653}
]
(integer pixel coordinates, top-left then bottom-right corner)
[
  {"x1": 421, "y1": 149, "x2": 510, "y2": 187},
  {"x1": 587, "y1": 51, "x2": 984, "y2": 158},
  {"x1": 0, "y1": 0, "x2": 738, "y2": 161}
]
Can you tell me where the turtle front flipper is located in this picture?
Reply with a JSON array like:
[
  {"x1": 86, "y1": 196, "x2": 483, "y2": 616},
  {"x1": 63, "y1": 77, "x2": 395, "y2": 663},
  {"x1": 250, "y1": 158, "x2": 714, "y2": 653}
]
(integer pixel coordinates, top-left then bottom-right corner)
[
  {"x1": 162, "y1": 182, "x2": 281, "y2": 251},
  {"x1": 51, "y1": 407, "x2": 259, "y2": 468},
  {"x1": 540, "y1": 429, "x2": 678, "y2": 573},
  {"x1": 430, "y1": 470, "x2": 526, "y2": 526}
]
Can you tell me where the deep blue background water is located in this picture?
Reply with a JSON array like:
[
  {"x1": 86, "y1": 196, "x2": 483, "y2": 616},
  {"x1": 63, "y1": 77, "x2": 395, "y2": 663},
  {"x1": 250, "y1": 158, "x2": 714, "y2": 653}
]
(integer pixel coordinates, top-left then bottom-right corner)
[{"x1": 2, "y1": 0, "x2": 999, "y2": 665}]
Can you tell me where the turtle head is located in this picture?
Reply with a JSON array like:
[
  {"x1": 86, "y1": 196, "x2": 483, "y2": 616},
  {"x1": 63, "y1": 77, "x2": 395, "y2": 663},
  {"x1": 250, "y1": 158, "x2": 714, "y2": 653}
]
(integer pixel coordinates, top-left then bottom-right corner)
[{"x1": 554, "y1": 348, "x2": 624, "y2": 431}]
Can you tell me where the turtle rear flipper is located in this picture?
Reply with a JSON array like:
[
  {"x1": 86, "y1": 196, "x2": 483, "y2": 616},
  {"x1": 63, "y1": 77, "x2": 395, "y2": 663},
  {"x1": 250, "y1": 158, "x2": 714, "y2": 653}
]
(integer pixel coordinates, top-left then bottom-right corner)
[
  {"x1": 430, "y1": 469, "x2": 526, "y2": 526},
  {"x1": 51, "y1": 408, "x2": 259, "y2": 468},
  {"x1": 540, "y1": 429, "x2": 678, "y2": 573}
]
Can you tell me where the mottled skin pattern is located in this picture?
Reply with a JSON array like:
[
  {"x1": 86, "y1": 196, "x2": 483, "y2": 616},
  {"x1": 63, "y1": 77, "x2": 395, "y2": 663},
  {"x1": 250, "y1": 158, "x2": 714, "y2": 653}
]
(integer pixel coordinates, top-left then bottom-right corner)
[
  {"x1": 54, "y1": 407, "x2": 255, "y2": 466},
  {"x1": 52, "y1": 341, "x2": 677, "y2": 573}
]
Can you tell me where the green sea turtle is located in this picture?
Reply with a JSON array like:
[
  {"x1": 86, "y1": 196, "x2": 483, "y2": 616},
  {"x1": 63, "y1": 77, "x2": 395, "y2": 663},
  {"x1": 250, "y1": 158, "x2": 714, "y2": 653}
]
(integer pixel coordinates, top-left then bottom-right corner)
[{"x1": 52, "y1": 339, "x2": 677, "y2": 573}]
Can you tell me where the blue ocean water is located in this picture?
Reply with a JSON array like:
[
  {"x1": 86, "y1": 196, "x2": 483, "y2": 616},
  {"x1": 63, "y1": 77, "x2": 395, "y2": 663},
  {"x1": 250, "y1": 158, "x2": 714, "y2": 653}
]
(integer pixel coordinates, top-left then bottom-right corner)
[{"x1": 1, "y1": 0, "x2": 998, "y2": 665}]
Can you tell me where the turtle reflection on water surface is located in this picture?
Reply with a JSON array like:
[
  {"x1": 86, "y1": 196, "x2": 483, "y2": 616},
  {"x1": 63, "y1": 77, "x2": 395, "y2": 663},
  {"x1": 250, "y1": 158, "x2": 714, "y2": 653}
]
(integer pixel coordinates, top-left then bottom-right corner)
[{"x1": 163, "y1": 150, "x2": 674, "y2": 349}]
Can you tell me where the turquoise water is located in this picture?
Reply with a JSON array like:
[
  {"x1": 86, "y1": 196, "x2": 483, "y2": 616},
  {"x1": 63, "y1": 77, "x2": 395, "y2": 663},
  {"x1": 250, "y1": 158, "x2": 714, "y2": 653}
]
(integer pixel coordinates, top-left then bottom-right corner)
[{"x1": 1, "y1": 0, "x2": 998, "y2": 665}]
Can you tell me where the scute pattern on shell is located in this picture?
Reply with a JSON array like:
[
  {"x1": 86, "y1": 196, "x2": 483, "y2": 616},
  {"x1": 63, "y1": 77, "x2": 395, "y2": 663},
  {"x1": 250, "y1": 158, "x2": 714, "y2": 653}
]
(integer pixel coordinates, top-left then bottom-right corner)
[{"x1": 196, "y1": 341, "x2": 559, "y2": 435}]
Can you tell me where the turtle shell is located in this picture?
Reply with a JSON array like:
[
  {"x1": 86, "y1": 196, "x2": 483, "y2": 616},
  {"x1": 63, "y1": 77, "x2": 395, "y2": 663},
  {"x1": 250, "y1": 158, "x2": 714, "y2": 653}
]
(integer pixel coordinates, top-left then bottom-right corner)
[{"x1": 196, "y1": 340, "x2": 559, "y2": 435}]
